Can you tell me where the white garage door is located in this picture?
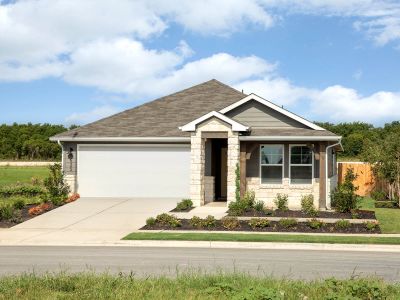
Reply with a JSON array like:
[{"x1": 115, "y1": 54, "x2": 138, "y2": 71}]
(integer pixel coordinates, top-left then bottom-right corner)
[{"x1": 77, "y1": 144, "x2": 190, "y2": 198}]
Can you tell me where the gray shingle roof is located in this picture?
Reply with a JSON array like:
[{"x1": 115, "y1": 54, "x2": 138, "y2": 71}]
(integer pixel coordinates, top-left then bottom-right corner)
[
  {"x1": 52, "y1": 79, "x2": 339, "y2": 140},
  {"x1": 52, "y1": 79, "x2": 245, "y2": 139}
]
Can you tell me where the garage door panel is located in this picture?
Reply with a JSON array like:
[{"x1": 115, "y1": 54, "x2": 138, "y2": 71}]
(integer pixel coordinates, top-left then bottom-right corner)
[{"x1": 77, "y1": 145, "x2": 190, "y2": 198}]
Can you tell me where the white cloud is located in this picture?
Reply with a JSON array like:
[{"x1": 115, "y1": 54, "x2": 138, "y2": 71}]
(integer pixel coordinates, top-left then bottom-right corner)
[{"x1": 65, "y1": 105, "x2": 120, "y2": 125}]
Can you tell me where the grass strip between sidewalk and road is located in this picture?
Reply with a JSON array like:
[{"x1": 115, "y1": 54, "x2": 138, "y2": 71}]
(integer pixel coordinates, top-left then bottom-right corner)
[{"x1": 123, "y1": 232, "x2": 400, "y2": 245}]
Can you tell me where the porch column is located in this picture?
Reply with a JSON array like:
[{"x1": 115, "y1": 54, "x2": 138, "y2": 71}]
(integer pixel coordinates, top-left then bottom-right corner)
[
  {"x1": 227, "y1": 132, "x2": 240, "y2": 204},
  {"x1": 190, "y1": 133, "x2": 205, "y2": 206},
  {"x1": 319, "y1": 142, "x2": 327, "y2": 209},
  {"x1": 240, "y1": 142, "x2": 247, "y2": 198}
]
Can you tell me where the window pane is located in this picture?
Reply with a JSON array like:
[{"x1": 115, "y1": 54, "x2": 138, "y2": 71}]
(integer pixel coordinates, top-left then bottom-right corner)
[
  {"x1": 290, "y1": 146, "x2": 312, "y2": 165},
  {"x1": 291, "y1": 154, "x2": 302, "y2": 164},
  {"x1": 261, "y1": 166, "x2": 282, "y2": 184},
  {"x1": 290, "y1": 166, "x2": 312, "y2": 184},
  {"x1": 261, "y1": 145, "x2": 283, "y2": 165}
]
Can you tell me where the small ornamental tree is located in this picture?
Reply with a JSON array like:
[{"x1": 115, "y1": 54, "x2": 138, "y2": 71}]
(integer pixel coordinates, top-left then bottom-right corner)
[
  {"x1": 363, "y1": 132, "x2": 400, "y2": 206},
  {"x1": 331, "y1": 168, "x2": 360, "y2": 213},
  {"x1": 43, "y1": 163, "x2": 70, "y2": 205}
]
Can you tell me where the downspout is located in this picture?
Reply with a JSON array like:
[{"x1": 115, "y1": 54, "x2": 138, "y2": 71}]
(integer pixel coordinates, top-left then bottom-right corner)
[
  {"x1": 325, "y1": 139, "x2": 342, "y2": 209},
  {"x1": 57, "y1": 140, "x2": 63, "y2": 171}
]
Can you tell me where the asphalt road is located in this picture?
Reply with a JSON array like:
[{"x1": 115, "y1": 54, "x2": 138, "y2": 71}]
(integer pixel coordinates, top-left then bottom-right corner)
[{"x1": 0, "y1": 246, "x2": 399, "y2": 281}]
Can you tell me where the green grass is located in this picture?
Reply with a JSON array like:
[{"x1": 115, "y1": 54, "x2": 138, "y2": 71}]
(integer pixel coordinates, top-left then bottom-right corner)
[
  {"x1": 0, "y1": 166, "x2": 49, "y2": 186},
  {"x1": 359, "y1": 197, "x2": 400, "y2": 234},
  {"x1": 0, "y1": 272, "x2": 398, "y2": 299},
  {"x1": 123, "y1": 232, "x2": 400, "y2": 244}
]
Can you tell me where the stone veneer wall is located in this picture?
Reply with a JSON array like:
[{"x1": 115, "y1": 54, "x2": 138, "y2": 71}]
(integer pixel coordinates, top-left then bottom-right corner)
[
  {"x1": 246, "y1": 177, "x2": 320, "y2": 210},
  {"x1": 190, "y1": 117, "x2": 240, "y2": 206},
  {"x1": 62, "y1": 142, "x2": 77, "y2": 194},
  {"x1": 204, "y1": 176, "x2": 215, "y2": 204}
]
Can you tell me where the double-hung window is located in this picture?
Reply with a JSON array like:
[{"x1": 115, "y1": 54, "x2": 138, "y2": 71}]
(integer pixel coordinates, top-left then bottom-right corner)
[
  {"x1": 290, "y1": 145, "x2": 313, "y2": 184},
  {"x1": 260, "y1": 145, "x2": 283, "y2": 184}
]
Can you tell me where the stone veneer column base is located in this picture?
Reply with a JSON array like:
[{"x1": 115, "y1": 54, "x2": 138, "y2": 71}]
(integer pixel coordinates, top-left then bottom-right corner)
[{"x1": 64, "y1": 174, "x2": 77, "y2": 194}]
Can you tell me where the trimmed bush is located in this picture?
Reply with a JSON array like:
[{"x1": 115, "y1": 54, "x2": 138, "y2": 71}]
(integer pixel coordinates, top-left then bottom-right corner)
[
  {"x1": 242, "y1": 191, "x2": 256, "y2": 208},
  {"x1": 248, "y1": 218, "x2": 270, "y2": 229},
  {"x1": 375, "y1": 201, "x2": 397, "y2": 208},
  {"x1": 146, "y1": 217, "x2": 156, "y2": 226},
  {"x1": 189, "y1": 216, "x2": 203, "y2": 228},
  {"x1": 175, "y1": 199, "x2": 193, "y2": 211},
  {"x1": 307, "y1": 219, "x2": 324, "y2": 229},
  {"x1": 221, "y1": 217, "x2": 240, "y2": 230},
  {"x1": 364, "y1": 221, "x2": 379, "y2": 231},
  {"x1": 279, "y1": 218, "x2": 297, "y2": 228},
  {"x1": 301, "y1": 194, "x2": 317, "y2": 217},
  {"x1": 274, "y1": 194, "x2": 288, "y2": 211},
  {"x1": 203, "y1": 215, "x2": 216, "y2": 228},
  {"x1": 12, "y1": 198, "x2": 25, "y2": 210},
  {"x1": 335, "y1": 219, "x2": 351, "y2": 230},
  {"x1": 0, "y1": 184, "x2": 45, "y2": 198},
  {"x1": 253, "y1": 200, "x2": 265, "y2": 212},
  {"x1": 155, "y1": 213, "x2": 181, "y2": 228},
  {"x1": 43, "y1": 163, "x2": 70, "y2": 203},
  {"x1": 0, "y1": 204, "x2": 14, "y2": 220},
  {"x1": 371, "y1": 190, "x2": 386, "y2": 202},
  {"x1": 228, "y1": 200, "x2": 247, "y2": 216}
]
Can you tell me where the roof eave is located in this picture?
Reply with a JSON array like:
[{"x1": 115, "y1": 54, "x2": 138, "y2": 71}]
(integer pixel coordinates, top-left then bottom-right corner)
[
  {"x1": 239, "y1": 135, "x2": 342, "y2": 142},
  {"x1": 49, "y1": 137, "x2": 191, "y2": 142}
]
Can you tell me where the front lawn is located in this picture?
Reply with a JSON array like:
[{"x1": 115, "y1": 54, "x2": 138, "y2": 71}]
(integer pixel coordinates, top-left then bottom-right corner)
[
  {"x1": 0, "y1": 272, "x2": 398, "y2": 299},
  {"x1": 0, "y1": 166, "x2": 49, "y2": 186},
  {"x1": 359, "y1": 197, "x2": 400, "y2": 234},
  {"x1": 123, "y1": 232, "x2": 400, "y2": 244}
]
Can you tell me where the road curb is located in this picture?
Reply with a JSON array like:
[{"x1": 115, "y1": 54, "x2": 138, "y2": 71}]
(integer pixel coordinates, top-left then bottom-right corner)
[{"x1": 2, "y1": 240, "x2": 400, "y2": 252}]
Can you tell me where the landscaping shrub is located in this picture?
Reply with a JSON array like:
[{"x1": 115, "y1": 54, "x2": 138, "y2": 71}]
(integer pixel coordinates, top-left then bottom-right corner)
[
  {"x1": 175, "y1": 199, "x2": 193, "y2": 211},
  {"x1": 65, "y1": 193, "x2": 80, "y2": 203},
  {"x1": 364, "y1": 221, "x2": 379, "y2": 231},
  {"x1": 155, "y1": 213, "x2": 181, "y2": 228},
  {"x1": 146, "y1": 217, "x2": 156, "y2": 226},
  {"x1": 221, "y1": 217, "x2": 240, "y2": 230},
  {"x1": 28, "y1": 203, "x2": 52, "y2": 216},
  {"x1": 331, "y1": 168, "x2": 360, "y2": 213},
  {"x1": 371, "y1": 190, "x2": 386, "y2": 202},
  {"x1": 0, "y1": 184, "x2": 45, "y2": 198},
  {"x1": 43, "y1": 163, "x2": 70, "y2": 204},
  {"x1": 335, "y1": 219, "x2": 351, "y2": 230},
  {"x1": 307, "y1": 219, "x2": 324, "y2": 229},
  {"x1": 228, "y1": 200, "x2": 247, "y2": 216},
  {"x1": 274, "y1": 194, "x2": 288, "y2": 211},
  {"x1": 248, "y1": 218, "x2": 270, "y2": 229},
  {"x1": 374, "y1": 200, "x2": 398, "y2": 208},
  {"x1": 253, "y1": 200, "x2": 264, "y2": 212},
  {"x1": 301, "y1": 194, "x2": 317, "y2": 217},
  {"x1": 242, "y1": 191, "x2": 256, "y2": 208},
  {"x1": 12, "y1": 198, "x2": 25, "y2": 210},
  {"x1": 189, "y1": 216, "x2": 203, "y2": 228},
  {"x1": 278, "y1": 218, "x2": 297, "y2": 228},
  {"x1": 202, "y1": 215, "x2": 216, "y2": 228},
  {"x1": 0, "y1": 203, "x2": 14, "y2": 220}
]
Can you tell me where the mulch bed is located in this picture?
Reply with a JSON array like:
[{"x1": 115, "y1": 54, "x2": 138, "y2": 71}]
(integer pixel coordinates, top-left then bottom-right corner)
[
  {"x1": 0, "y1": 202, "x2": 61, "y2": 228},
  {"x1": 142, "y1": 219, "x2": 381, "y2": 234},
  {"x1": 230, "y1": 209, "x2": 376, "y2": 220},
  {"x1": 170, "y1": 207, "x2": 195, "y2": 213}
]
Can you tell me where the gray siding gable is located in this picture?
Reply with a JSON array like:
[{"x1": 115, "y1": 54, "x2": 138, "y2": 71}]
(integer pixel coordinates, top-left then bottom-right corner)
[{"x1": 225, "y1": 100, "x2": 309, "y2": 129}]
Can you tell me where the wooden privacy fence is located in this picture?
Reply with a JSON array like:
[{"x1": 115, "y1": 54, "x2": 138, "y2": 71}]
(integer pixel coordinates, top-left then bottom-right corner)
[{"x1": 337, "y1": 162, "x2": 377, "y2": 196}]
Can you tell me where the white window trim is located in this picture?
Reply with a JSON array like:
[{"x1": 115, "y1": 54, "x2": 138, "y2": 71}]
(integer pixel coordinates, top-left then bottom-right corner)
[
  {"x1": 259, "y1": 144, "x2": 284, "y2": 186},
  {"x1": 289, "y1": 144, "x2": 314, "y2": 185}
]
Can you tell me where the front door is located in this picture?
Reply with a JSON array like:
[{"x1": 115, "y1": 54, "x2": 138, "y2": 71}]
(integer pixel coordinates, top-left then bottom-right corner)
[{"x1": 220, "y1": 147, "x2": 227, "y2": 199}]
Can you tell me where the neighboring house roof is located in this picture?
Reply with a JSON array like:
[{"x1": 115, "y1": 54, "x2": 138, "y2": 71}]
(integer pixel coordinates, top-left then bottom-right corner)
[
  {"x1": 180, "y1": 111, "x2": 249, "y2": 132},
  {"x1": 51, "y1": 79, "x2": 340, "y2": 141}
]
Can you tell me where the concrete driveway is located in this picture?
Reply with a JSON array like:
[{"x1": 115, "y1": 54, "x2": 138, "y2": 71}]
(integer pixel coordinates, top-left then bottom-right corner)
[{"x1": 0, "y1": 197, "x2": 177, "y2": 245}]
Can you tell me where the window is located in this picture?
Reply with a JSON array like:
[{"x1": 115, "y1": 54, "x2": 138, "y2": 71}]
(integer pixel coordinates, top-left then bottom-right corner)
[
  {"x1": 290, "y1": 145, "x2": 313, "y2": 184},
  {"x1": 260, "y1": 145, "x2": 283, "y2": 184}
]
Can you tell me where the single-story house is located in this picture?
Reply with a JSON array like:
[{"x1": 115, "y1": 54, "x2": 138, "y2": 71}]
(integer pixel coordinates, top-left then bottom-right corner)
[{"x1": 51, "y1": 79, "x2": 342, "y2": 210}]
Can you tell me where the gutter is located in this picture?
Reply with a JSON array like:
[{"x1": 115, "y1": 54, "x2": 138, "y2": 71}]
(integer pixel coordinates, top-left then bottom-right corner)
[
  {"x1": 239, "y1": 136, "x2": 342, "y2": 142},
  {"x1": 49, "y1": 137, "x2": 191, "y2": 143},
  {"x1": 325, "y1": 140, "x2": 343, "y2": 209}
]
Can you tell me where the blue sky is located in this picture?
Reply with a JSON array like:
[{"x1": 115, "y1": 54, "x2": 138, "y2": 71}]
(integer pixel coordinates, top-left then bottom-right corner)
[{"x1": 1, "y1": 0, "x2": 400, "y2": 126}]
